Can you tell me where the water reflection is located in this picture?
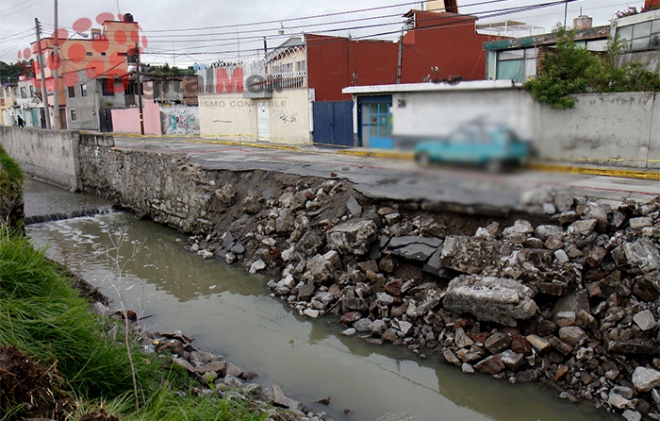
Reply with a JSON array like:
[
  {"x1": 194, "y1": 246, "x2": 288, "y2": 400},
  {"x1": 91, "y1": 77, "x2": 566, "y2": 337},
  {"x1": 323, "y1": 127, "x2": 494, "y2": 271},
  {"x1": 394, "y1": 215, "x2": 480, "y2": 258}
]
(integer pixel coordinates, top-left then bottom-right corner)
[{"x1": 26, "y1": 198, "x2": 614, "y2": 421}]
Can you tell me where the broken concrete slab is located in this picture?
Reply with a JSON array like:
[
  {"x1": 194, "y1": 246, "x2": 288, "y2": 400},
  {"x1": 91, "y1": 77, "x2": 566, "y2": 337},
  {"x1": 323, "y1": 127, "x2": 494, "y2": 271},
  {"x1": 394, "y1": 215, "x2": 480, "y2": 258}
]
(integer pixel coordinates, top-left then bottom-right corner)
[{"x1": 444, "y1": 275, "x2": 538, "y2": 327}]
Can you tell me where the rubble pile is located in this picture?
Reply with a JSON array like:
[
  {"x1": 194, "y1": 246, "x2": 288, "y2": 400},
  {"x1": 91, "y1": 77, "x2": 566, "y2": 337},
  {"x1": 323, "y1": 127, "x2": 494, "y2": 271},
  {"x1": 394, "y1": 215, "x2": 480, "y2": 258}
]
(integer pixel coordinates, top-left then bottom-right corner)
[{"x1": 185, "y1": 176, "x2": 660, "y2": 420}]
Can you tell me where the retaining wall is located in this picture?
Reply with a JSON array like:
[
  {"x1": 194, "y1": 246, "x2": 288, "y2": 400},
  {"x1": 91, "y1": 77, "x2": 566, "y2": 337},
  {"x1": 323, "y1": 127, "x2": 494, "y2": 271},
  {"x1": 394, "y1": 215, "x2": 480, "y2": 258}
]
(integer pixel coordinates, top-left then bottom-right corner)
[
  {"x1": 78, "y1": 135, "x2": 214, "y2": 233},
  {"x1": 0, "y1": 126, "x2": 82, "y2": 190}
]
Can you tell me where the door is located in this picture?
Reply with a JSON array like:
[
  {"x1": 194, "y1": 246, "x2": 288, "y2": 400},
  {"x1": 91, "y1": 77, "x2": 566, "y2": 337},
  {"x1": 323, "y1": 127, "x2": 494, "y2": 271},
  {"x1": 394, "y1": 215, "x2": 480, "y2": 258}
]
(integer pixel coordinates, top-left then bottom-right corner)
[
  {"x1": 312, "y1": 101, "x2": 354, "y2": 147},
  {"x1": 359, "y1": 96, "x2": 393, "y2": 149},
  {"x1": 257, "y1": 101, "x2": 269, "y2": 140},
  {"x1": 99, "y1": 109, "x2": 113, "y2": 132},
  {"x1": 31, "y1": 109, "x2": 39, "y2": 127}
]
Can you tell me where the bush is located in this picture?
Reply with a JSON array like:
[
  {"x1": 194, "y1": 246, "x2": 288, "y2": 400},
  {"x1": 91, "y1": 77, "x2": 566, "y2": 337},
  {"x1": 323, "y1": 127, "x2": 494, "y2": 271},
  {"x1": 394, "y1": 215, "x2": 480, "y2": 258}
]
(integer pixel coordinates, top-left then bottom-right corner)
[{"x1": 524, "y1": 26, "x2": 660, "y2": 109}]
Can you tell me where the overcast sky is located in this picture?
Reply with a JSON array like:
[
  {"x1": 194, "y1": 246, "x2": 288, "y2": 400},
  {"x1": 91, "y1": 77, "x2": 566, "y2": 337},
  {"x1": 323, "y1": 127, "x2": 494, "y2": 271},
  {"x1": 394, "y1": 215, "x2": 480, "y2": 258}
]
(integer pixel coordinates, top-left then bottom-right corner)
[{"x1": 0, "y1": 0, "x2": 646, "y2": 67}]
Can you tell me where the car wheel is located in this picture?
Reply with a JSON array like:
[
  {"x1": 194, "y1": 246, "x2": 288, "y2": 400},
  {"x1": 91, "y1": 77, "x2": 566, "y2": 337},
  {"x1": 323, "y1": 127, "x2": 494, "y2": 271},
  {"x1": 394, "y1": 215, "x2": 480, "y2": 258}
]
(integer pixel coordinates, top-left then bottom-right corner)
[
  {"x1": 415, "y1": 152, "x2": 430, "y2": 167},
  {"x1": 486, "y1": 160, "x2": 502, "y2": 173}
]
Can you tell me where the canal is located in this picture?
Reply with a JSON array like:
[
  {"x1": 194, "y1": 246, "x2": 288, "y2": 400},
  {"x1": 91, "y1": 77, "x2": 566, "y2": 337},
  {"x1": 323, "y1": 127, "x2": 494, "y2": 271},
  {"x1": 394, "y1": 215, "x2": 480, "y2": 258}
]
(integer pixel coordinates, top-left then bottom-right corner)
[{"x1": 24, "y1": 179, "x2": 613, "y2": 421}]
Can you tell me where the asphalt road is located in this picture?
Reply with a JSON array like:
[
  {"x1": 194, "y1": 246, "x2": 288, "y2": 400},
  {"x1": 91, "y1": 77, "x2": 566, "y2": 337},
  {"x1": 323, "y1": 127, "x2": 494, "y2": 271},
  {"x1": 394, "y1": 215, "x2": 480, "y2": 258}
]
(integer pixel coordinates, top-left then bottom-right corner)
[{"x1": 114, "y1": 136, "x2": 660, "y2": 212}]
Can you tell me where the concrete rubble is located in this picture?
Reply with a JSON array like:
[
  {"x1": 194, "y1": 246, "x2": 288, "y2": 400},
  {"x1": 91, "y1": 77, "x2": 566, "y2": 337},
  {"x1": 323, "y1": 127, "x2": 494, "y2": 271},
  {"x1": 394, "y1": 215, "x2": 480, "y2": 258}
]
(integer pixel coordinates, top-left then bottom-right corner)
[{"x1": 170, "y1": 173, "x2": 660, "y2": 421}]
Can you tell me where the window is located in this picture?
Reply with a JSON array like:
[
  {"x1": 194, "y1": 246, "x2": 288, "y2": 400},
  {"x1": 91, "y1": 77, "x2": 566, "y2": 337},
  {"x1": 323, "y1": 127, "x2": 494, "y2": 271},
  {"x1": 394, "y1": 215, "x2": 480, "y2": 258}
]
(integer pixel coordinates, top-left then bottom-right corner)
[
  {"x1": 70, "y1": 109, "x2": 77, "y2": 121},
  {"x1": 20, "y1": 87, "x2": 27, "y2": 98},
  {"x1": 496, "y1": 48, "x2": 537, "y2": 83},
  {"x1": 101, "y1": 52, "x2": 106, "y2": 56},
  {"x1": 67, "y1": 86, "x2": 76, "y2": 98},
  {"x1": 29, "y1": 86, "x2": 34, "y2": 97},
  {"x1": 102, "y1": 78, "x2": 115, "y2": 96},
  {"x1": 296, "y1": 60, "x2": 306, "y2": 72},
  {"x1": 86, "y1": 52, "x2": 93, "y2": 56},
  {"x1": 81, "y1": 84, "x2": 88, "y2": 97},
  {"x1": 617, "y1": 18, "x2": 660, "y2": 51}
]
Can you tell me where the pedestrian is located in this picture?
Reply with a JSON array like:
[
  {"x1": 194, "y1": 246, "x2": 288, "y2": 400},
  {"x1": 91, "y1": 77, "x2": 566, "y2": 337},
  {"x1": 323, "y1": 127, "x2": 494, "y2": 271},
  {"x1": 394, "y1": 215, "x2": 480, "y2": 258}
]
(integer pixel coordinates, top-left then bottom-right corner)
[{"x1": 17, "y1": 115, "x2": 24, "y2": 127}]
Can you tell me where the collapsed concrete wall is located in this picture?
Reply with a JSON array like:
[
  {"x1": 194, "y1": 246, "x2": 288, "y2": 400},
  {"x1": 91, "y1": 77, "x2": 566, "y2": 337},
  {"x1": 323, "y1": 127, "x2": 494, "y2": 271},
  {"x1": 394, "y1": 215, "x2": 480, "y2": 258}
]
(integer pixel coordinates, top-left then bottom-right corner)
[
  {"x1": 75, "y1": 139, "x2": 660, "y2": 421},
  {"x1": 0, "y1": 126, "x2": 81, "y2": 190}
]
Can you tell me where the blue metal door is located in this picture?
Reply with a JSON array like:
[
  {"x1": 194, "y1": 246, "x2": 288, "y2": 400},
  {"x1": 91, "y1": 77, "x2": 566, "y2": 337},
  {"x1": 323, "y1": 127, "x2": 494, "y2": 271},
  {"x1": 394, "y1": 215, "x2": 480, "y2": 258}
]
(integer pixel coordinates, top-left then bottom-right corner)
[
  {"x1": 313, "y1": 101, "x2": 354, "y2": 147},
  {"x1": 358, "y1": 95, "x2": 393, "y2": 149}
]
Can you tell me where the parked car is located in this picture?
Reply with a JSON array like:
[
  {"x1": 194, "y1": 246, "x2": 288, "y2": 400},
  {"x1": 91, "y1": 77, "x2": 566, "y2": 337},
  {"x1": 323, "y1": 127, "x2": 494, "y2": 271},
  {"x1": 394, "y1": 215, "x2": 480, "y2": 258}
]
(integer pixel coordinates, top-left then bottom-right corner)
[{"x1": 414, "y1": 122, "x2": 532, "y2": 172}]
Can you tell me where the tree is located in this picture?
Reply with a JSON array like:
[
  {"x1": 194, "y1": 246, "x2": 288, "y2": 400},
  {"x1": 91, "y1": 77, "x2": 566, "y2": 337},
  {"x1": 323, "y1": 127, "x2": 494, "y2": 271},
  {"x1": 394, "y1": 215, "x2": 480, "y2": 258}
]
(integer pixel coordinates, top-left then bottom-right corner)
[
  {"x1": 524, "y1": 26, "x2": 660, "y2": 109},
  {"x1": 0, "y1": 61, "x2": 31, "y2": 83}
]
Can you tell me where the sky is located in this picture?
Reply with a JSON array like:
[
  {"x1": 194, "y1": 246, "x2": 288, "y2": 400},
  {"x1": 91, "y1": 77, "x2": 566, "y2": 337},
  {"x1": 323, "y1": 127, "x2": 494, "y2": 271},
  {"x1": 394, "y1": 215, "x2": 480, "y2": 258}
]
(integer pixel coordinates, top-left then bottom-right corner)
[{"x1": 0, "y1": 0, "x2": 647, "y2": 68}]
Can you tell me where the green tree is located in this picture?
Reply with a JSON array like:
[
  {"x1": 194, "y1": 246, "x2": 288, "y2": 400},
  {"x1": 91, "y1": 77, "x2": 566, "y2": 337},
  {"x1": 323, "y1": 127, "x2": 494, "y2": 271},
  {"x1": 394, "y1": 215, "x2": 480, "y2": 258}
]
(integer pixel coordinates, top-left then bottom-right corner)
[{"x1": 524, "y1": 26, "x2": 660, "y2": 109}]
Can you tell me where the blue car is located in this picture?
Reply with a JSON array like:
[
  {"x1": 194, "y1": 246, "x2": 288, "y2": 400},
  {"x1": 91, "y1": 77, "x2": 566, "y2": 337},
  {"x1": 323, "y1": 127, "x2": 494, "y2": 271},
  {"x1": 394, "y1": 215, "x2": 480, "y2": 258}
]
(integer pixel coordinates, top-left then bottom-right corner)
[{"x1": 413, "y1": 123, "x2": 532, "y2": 172}]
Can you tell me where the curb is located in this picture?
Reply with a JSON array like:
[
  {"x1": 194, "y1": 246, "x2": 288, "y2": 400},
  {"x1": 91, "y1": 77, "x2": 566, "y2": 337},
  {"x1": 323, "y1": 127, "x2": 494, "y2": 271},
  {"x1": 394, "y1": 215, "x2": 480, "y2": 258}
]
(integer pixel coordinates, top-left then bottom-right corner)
[
  {"x1": 186, "y1": 138, "x2": 302, "y2": 152},
  {"x1": 529, "y1": 162, "x2": 660, "y2": 181},
  {"x1": 337, "y1": 149, "x2": 415, "y2": 160}
]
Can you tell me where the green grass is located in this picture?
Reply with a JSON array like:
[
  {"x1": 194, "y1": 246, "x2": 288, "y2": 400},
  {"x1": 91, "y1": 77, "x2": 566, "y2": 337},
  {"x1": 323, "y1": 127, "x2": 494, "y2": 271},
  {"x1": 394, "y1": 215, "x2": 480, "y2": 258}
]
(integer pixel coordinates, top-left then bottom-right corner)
[
  {"x1": 120, "y1": 385, "x2": 272, "y2": 421},
  {"x1": 0, "y1": 233, "x2": 158, "y2": 400},
  {"x1": 0, "y1": 231, "x2": 281, "y2": 420},
  {"x1": 0, "y1": 144, "x2": 23, "y2": 229}
]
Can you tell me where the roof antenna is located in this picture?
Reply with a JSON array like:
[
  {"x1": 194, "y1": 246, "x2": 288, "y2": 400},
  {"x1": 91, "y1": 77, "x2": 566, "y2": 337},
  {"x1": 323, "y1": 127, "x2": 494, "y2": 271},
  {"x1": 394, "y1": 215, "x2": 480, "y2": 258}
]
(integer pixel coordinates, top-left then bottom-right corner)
[{"x1": 116, "y1": 0, "x2": 121, "y2": 15}]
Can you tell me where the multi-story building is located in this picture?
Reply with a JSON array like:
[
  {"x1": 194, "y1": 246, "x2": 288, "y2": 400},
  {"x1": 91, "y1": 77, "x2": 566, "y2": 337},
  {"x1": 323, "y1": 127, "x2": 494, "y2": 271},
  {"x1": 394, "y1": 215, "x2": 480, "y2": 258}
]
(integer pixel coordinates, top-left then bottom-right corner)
[
  {"x1": 30, "y1": 14, "x2": 141, "y2": 129},
  {"x1": 0, "y1": 83, "x2": 17, "y2": 126}
]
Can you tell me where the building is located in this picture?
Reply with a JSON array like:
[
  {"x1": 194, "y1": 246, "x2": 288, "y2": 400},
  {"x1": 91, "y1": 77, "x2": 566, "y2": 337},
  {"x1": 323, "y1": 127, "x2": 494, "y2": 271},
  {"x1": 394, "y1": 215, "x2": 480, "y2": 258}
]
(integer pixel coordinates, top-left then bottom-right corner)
[
  {"x1": 613, "y1": 7, "x2": 660, "y2": 73},
  {"x1": 29, "y1": 14, "x2": 142, "y2": 130},
  {"x1": 198, "y1": 0, "x2": 497, "y2": 148},
  {"x1": 483, "y1": 21, "x2": 610, "y2": 83},
  {"x1": 15, "y1": 77, "x2": 45, "y2": 128},
  {"x1": 0, "y1": 83, "x2": 18, "y2": 126}
]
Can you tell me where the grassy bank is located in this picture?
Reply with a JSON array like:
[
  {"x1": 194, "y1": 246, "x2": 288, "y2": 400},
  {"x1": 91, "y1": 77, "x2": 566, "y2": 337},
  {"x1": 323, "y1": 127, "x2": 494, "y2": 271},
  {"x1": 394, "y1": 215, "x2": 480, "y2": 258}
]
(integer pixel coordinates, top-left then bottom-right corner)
[
  {"x1": 0, "y1": 144, "x2": 23, "y2": 229},
  {"x1": 0, "y1": 230, "x2": 277, "y2": 421}
]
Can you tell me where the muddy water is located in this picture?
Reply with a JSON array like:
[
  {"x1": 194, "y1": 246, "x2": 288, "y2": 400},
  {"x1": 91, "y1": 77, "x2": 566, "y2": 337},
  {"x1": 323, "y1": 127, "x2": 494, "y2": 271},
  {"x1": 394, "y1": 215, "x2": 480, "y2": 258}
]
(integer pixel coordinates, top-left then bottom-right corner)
[{"x1": 24, "y1": 180, "x2": 613, "y2": 421}]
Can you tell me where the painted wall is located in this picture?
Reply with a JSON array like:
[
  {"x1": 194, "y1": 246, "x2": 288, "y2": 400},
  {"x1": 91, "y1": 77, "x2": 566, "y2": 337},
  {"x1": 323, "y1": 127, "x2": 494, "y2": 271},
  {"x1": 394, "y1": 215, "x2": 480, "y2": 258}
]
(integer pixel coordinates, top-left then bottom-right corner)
[
  {"x1": 66, "y1": 71, "x2": 100, "y2": 131},
  {"x1": 356, "y1": 85, "x2": 660, "y2": 168},
  {"x1": 307, "y1": 35, "x2": 398, "y2": 101},
  {"x1": 199, "y1": 89, "x2": 311, "y2": 145},
  {"x1": 268, "y1": 89, "x2": 311, "y2": 143},
  {"x1": 392, "y1": 88, "x2": 534, "y2": 148},
  {"x1": 111, "y1": 100, "x2": 161, "y2": 135},
  {"x1": 161, "y1": 105, "x2": 200, "y2": 135},
  {"x1": 534, "y1": 92, "x2": 660, "y2": 169},
  {"x1": 0, "y1": 125, "x2": 81, "y2": 189},
  {"x1": 306, "y1": 13, "x2": 494, "y2": 102},
  {"x1": 401, "y1": 12, "x2": 493, "y2": 83}
]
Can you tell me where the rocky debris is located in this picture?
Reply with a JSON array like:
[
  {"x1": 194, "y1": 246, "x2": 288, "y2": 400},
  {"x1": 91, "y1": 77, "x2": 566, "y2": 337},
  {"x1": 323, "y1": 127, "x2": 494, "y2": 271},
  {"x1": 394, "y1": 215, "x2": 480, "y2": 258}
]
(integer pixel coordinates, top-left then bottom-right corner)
[
  {"x1": 327, "y1": 219, "x2": 378, "y2": 256},
  {"x1": 135, "y1": 320, "x2": 330, "y2": 420},
  {"x1": 444, "y1": 275, "x2": 538, "y2": 327},
  {"x1": 180, "y1": 172, "x2": 660, "y2": 421}
]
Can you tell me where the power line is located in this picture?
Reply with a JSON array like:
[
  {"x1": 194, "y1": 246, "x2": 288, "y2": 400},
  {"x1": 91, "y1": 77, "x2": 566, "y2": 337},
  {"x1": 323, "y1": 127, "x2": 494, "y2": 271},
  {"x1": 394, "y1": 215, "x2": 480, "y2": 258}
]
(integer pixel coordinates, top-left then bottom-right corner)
[{"x1": 142, "y1": 0, "x2": 574, "y2": 58}]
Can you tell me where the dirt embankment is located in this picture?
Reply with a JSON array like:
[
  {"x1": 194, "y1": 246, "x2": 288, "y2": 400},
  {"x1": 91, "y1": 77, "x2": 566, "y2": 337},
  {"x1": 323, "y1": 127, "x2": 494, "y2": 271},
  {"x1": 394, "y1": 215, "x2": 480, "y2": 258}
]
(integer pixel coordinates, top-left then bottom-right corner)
[{"x1": 181, "y1": 169, "x2": 660, "y2": 421}]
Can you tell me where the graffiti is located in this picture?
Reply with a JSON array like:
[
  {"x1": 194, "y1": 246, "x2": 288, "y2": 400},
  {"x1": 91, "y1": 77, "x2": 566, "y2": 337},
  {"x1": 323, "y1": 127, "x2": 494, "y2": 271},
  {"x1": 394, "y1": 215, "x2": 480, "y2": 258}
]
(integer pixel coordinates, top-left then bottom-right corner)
[
  {"x1": 271, "y1": 108, "x2": 297, "y2": 124},
  {"x1": 161, "y1": 107, "x2": 199, "y2": 135},
  {"x1": 279, "y1": 113, "x2": 297, "y2": 123}
]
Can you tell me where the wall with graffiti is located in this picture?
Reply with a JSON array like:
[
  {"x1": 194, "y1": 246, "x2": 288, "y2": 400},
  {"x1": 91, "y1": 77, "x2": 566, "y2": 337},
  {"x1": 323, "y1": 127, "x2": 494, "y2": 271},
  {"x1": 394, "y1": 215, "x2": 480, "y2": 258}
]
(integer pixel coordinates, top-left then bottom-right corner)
[{"x1": 160, "y1": 106, "x2": 200, "y2": 135}]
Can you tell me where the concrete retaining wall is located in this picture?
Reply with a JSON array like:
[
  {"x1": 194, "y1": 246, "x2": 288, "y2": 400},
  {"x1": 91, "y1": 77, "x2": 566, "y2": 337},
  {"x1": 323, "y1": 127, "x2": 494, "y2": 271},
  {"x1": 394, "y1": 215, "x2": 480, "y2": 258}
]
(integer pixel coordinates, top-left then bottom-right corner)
[
  {"x1": 0, "y1": 126, "x2": 82, "y2": 190},
  {"x1": 78, "y1": 137, "x2": 214, "y2": 233}
]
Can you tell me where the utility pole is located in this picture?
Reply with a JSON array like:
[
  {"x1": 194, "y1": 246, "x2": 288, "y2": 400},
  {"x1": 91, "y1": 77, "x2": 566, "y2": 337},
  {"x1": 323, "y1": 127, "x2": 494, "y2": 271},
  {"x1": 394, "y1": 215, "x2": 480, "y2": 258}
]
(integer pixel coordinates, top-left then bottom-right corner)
[
  {"x1": 396, "y1": 27, "x2": 404, "y2": 84},
  {"x1": 52, "y1": 0, "x2": 60, "y2": 129},
  {"x1": 564, "y1": 0, "x2": 568, "y2": 28},
  {"x1": 35, "y1": 18, "x2": 51, "y2": 129},
  {"x1": 135, "y1": 43, "x2": 144, "y2": 135}
]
